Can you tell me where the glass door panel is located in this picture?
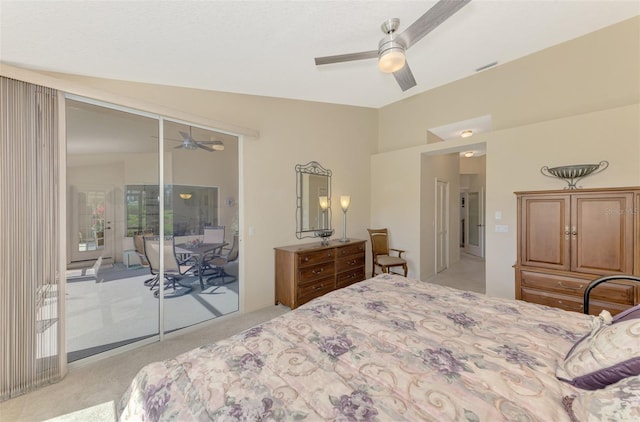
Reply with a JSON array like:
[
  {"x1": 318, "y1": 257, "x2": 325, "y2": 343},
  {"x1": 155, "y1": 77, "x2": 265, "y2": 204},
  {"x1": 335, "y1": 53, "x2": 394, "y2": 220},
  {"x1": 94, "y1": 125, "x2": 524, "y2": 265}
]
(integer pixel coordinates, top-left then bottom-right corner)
[
  {"x1": 65, "y1": 98, "x2": 160, "y2": 362},
  {"x1": 162, "y1": 120, "x2": 240, "y2": 334}
]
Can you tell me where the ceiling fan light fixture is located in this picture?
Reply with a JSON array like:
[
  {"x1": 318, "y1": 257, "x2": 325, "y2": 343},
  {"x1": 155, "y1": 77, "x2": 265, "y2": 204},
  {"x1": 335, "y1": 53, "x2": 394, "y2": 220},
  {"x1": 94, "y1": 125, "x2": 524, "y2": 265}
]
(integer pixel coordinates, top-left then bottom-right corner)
[
  {"x1": 210, "y1": 138, "x2": 225, "y2": 151},
  {"x1": 378, "y1": 48, "x2": 406, "y2": 73}
]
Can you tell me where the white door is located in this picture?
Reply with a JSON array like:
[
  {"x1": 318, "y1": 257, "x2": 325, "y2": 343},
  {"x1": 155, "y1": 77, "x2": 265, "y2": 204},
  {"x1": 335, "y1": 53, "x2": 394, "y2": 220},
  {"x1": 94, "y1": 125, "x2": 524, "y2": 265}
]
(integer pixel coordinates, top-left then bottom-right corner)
[
  {"x1": 465, "y1": 188, "x2": 485, "y2": 257},
  {"x1": 69, "y1": 185, "x2": 115, "y2": 263},
  {"x1": 436, "y1": 179, "x2": 449, "y2": 273}
]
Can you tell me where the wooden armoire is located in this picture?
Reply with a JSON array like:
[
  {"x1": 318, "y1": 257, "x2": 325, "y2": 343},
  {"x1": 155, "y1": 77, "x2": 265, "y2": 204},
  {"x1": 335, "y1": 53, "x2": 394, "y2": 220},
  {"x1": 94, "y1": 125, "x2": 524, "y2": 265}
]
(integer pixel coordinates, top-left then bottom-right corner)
[{"x1": 514, "y1": 187, "x2": 640, "y2": 315}]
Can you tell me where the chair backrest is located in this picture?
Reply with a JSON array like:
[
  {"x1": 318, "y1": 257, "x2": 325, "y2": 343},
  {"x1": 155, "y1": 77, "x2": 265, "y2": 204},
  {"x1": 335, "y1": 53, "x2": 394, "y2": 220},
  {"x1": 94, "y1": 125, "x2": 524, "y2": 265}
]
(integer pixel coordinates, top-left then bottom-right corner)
[
  {"x1": 143, "y1": 236, "x2": 180, "y2": 274},
  {"x1": 367, "y1": 228, "x2": 390, "y2": 258},
  {"x1": 203, "y1": 226, "x2": 225, "y2": 244},
  {"x1": 134, "y1": 232, "x2": 153, "y2": 266},
  {"x1": 210, "y1": 234, "x2": 239, "y2": 266},
  {"x1": 226, "y1": 234, "x2": 239, "y2": 263}
]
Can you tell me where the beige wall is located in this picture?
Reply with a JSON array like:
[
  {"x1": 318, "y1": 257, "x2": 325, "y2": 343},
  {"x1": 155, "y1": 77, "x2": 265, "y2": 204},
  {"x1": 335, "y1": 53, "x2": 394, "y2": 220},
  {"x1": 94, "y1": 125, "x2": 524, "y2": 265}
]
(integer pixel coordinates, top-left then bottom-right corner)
[{"x1": 374, "y1": 17, "x2": 640, "y2": 299}]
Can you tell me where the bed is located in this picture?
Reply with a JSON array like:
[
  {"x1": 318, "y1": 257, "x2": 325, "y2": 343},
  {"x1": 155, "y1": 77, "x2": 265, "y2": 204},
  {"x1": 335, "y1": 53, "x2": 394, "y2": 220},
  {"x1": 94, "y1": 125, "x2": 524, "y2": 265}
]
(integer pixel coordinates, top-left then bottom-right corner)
[{"x1": 118, "y1": 274, "x2": 640, "y2": 421}]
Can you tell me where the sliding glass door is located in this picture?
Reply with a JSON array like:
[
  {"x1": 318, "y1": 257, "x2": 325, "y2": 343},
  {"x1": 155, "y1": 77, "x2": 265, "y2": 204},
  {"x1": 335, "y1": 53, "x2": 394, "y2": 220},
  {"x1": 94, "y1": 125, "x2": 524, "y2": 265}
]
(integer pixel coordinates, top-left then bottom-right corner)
[
  {"x1": 65, "y1": 97, "x2": 239, "y2": 362},
  {"x1": 161, "y1": 119, "x2": 239, "y2": 334}
]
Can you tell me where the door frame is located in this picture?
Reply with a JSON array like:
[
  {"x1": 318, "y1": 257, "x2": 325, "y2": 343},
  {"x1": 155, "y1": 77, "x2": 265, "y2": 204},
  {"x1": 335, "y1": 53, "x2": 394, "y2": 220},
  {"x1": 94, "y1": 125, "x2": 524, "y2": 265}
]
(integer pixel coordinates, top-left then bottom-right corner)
[
  {"x1": 435, "y1": 178, "x2": 450, "y2": 273},
  {"x1": 464, "y1": 186, "x2": 485, "y2": 258}
]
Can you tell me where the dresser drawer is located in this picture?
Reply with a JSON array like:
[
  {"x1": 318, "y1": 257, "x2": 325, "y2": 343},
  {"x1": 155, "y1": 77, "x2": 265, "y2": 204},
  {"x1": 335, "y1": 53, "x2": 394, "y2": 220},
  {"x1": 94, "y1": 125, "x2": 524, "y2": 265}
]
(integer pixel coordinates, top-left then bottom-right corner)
[
  {"x1": 297, "y1": 249, "x2": 334, "y2": 268},
  {"x1": 336, "y1": 243, "x2": 366, "y2": 258},
  {"x1": 336, "y1": 255, "x2": 365, "y2": 273},
  {"x1": 297, "y1": 276, "x2": 335, "y2": 306},
  {"x1": 298, "y1": 261, "x2": 335, "y2": 283},
  {"x1": 520, "y1": 270, "x2": 635, "y2": 305},
  {"x1": 521, "y1": 288, "x2": 629, "y2": 316},
  {"x1": 336, "y1": 267, "x2": 365, "y2": 289}
]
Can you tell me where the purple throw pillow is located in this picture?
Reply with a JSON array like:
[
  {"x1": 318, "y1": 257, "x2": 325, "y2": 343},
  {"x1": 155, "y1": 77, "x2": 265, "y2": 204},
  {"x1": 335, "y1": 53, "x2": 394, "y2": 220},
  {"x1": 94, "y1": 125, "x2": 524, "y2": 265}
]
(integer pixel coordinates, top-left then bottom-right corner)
[{"x1": 556, "y1": 318, "x2": 640, "y2": 390}]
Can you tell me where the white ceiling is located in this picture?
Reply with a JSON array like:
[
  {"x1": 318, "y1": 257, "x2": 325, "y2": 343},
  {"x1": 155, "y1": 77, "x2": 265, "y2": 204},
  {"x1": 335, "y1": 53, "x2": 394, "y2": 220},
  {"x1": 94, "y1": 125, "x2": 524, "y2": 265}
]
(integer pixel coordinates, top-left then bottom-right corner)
[{"x1": 1, "y1": 1, "x2": 638, "y2": 109}]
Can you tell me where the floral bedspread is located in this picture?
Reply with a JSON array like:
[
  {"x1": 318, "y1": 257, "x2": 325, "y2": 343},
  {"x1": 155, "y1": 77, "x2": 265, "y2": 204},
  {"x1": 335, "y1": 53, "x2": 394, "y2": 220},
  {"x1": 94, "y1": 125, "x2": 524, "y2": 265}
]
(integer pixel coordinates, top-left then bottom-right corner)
[{"x1": 118, "y1": 274, "x2": 594, "y2": 421}]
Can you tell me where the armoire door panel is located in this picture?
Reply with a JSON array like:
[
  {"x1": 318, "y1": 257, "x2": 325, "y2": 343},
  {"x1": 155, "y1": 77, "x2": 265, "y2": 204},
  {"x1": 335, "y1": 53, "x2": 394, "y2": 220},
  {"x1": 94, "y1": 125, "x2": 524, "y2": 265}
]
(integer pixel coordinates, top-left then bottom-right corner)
[
  {"x1": 571, "y1": 193, "x2": 634, "y2": 275},
  {"x1": 520, "y1": 196, "x2": 570, "y2": 270}
]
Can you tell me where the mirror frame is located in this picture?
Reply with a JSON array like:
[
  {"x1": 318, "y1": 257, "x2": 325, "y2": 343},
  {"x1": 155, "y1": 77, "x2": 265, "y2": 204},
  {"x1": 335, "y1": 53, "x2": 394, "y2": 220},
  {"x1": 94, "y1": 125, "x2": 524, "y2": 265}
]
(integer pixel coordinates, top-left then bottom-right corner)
[{"x1": 296, "y1": 161, "x2": 332, "y2": 239}]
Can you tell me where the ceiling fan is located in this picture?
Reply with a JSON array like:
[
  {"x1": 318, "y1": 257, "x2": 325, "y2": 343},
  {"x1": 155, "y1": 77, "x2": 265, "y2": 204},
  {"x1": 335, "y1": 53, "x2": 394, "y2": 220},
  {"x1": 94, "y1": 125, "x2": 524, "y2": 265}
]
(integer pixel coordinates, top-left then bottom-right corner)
[
  {"x1": 314, "y1": 0, "x2": 471, "y2": 91},
  {"x1": 168, "y1": 127, "x2": 225, "y2": 152}
]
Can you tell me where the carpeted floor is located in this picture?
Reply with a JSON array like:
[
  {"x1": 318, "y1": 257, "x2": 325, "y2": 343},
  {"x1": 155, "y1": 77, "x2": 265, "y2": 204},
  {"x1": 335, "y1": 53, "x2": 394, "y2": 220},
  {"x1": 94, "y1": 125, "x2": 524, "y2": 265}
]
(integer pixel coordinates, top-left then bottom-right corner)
[{"x1": 0, "y1": 304, "x2": 289, "y2": 422}]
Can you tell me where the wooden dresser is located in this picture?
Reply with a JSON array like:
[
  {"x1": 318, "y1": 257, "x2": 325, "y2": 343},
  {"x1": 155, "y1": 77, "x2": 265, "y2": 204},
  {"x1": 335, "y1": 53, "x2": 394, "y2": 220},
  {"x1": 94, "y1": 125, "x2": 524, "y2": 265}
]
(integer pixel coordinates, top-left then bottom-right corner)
[
  {"x1": 275, "y1": 239, "x2": 366, "y2": 309},
  {"x1": 514, "y1": 187, "x2": 640, "y2": 315}
]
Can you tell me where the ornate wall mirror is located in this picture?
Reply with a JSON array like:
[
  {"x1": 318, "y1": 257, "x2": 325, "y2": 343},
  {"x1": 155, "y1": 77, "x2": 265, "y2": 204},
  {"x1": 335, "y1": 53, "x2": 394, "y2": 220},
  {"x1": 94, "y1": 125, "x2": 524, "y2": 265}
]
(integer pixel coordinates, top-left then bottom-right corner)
[{"x1": 296, "y1": 161, "x2": 332, "y2": 241}]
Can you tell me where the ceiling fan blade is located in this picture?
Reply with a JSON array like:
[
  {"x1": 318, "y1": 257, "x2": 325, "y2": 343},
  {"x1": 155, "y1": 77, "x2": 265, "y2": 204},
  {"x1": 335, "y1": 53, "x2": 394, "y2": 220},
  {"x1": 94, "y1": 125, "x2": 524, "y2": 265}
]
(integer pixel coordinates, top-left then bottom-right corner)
[
  {"x1": 174, "y1": 144, "x2": 185, "y2": 149},
  {"x1": 315, "y1": 50, "x2": 378, "y2": 66},
  {"x1": 178, "y1": 131, "x2": 191, "y2": 141},
  {"x1": 393, "y1": 62, "x2": 417, "y2": 91},
  {"x1": 398, "y1": 0, "x2": 471, "y2": 50},
  {"x1": 197, "y1": 144, "x2": 214, "y2": 152}
]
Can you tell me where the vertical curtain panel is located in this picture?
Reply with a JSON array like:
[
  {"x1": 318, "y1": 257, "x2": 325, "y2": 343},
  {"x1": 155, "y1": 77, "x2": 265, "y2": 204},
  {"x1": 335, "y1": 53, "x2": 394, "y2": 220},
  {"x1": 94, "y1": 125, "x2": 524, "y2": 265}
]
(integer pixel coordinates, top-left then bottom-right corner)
[{"x1": 0, "y1": 77, "x2": 63, "y2": 400}]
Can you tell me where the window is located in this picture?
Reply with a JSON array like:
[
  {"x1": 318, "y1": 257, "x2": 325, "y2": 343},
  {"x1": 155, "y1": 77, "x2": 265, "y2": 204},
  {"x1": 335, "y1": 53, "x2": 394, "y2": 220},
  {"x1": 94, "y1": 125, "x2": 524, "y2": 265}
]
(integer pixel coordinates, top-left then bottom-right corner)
[{"x1": 126, "y1": 184, "x2": 219, "y2": 236}]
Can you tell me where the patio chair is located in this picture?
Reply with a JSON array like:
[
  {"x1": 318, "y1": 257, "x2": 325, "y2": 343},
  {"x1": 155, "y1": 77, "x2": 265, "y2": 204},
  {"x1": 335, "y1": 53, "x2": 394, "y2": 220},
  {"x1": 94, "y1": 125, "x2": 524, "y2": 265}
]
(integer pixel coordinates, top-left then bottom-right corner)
[
  {"x1": 199, "y1": 226, "x2": 226, "y2": 275},
  {"x1": 205, "y1": 234, "x2": 239, "y2": 285},
  {"x1": 134, "y1": 232, "x2": 155, "y2": 286},
  {"x1": 143, "y1": 236, "x2": 196, "y2": 298}
]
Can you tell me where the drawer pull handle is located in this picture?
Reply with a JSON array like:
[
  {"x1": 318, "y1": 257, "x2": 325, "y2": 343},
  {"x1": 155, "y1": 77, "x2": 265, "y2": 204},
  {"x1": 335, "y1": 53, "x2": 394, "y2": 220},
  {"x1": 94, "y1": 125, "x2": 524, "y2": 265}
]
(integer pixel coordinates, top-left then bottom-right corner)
[
  {"x1": 314, "y1": 284, "x2": 324, "y2": 291},
  {"x1": 304, "y1": 257, "x2": 309, "y2": 262},
  {"x1": 556, "y1": 281, "x2": 583, "y2": 290},
  {"x1": 564, "y1": 226, "x2": 570, "y2": 240},
  {"x1": 312, "y1": 268, "x2": 324, "y2": 275},
  {"x1": 557, "y1": 300, "x2": 583, "y2": 311}
]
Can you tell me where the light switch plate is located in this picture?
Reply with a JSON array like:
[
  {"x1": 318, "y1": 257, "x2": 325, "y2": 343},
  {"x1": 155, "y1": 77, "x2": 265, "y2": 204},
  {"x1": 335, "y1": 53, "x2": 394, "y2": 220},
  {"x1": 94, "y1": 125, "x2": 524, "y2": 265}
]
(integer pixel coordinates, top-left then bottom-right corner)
[{"x1": 495, "y1": 224, "x2": 509, "y2": 233}]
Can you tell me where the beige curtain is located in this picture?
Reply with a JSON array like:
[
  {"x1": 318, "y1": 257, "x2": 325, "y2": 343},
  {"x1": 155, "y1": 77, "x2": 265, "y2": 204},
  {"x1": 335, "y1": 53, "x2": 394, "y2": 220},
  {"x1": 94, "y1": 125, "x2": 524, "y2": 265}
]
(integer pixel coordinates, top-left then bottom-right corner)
[{"x1": 0, "y1": 77, "x2": 64, "y2": 400}]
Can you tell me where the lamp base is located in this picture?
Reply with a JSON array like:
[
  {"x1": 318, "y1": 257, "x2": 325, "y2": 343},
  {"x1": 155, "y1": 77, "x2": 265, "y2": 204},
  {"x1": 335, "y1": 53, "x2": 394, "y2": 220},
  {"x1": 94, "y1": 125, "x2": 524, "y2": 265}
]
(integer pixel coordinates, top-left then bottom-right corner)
[{"x1": 338, "y1": 238, "x2": 350, "y2": 243}]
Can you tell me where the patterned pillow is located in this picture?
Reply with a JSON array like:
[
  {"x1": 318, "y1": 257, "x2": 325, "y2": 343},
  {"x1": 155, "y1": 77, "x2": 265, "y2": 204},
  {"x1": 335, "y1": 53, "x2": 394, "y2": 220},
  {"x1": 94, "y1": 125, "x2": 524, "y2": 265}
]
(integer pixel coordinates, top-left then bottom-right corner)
[
  {"x1": 556, "y1": 317, "x2": 640, "y2": 390},
  {"x1": 563, "y1": 375, "x2": 640, "y2": 422}
]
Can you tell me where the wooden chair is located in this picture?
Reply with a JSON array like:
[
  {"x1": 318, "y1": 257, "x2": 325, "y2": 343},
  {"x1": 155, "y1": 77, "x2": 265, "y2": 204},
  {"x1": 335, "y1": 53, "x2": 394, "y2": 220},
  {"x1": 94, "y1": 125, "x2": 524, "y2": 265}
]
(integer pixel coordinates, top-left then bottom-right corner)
[{"x1": 367, "y1": 228, "x2": 408, "y2": 277}]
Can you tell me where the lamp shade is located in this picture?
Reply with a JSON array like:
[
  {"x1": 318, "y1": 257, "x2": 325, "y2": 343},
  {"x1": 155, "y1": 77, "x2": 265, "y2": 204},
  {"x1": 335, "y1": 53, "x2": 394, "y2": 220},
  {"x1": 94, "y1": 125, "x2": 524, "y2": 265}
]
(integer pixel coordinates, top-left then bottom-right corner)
[
  {"x1": 318, "y1": 196, "x2": 329, "y2": 210},
  {"x1": 340, "y1": 195, "x2": 351, "y2": 211}
]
